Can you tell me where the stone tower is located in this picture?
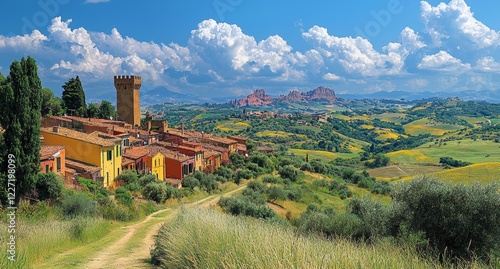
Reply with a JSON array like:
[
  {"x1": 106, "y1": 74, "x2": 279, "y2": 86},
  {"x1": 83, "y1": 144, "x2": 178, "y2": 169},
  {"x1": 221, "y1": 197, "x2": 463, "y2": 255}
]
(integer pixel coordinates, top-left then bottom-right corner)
[{"x1": 114, "y1": 75, "x2": 141, "y2": 127}]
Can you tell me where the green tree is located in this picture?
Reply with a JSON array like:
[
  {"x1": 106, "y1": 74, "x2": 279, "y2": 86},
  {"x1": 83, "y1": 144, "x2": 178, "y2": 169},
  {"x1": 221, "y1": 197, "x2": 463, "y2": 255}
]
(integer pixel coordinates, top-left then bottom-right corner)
[
  {"x1": 87, "y1": 103, "x2": 99, "y2": 118},
  {"x1": 62, "y1": 75, "x2": 86, "y2": 116},
  {"x1": 40, "y1": 88, "x2": 65, "y2": 116},
  {"x1": 98, "y1": 100, "x2": 116, "y2": 119},
  {"x1": 0, "y1": 57, "x2": 42, "y2": 205},
  {"x1": 41, "y1": 87, "x2": 53, "y2": 116}
]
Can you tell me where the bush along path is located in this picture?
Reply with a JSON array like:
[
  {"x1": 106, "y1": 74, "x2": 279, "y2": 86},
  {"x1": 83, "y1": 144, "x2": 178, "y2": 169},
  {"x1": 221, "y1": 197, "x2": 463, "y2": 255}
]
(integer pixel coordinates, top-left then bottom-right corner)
[{"x1": 36, "y1": 184, "x2": 247, "y2": 269}]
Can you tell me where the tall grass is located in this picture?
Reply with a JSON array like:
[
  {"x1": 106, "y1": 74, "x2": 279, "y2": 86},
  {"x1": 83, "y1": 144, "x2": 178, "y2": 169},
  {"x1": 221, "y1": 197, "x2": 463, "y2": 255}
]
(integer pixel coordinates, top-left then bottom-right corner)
[
  {"x1": 152, "y1": 208, "x2": 480, "y2": 269},
  {"x1": 0, "y1": 209, "x2": 111, "y2": 269}
]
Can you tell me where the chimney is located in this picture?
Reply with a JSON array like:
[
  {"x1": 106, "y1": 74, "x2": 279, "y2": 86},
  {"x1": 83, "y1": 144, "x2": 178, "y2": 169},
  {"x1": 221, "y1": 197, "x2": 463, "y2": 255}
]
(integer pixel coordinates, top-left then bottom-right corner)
[{"x1": 53, "y1": 126, "x2": 59, "y2": 133}]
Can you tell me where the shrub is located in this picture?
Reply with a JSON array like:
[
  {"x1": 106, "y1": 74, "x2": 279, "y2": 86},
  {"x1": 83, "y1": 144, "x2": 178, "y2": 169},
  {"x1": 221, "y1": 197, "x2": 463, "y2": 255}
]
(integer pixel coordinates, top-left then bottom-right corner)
[
  {"x1": 284, "y1": 185, "x2": 302, "y2": 201},
  {"x1": 348, "y1": 197, "x2": 390, "y2": 240},
  {"x1": 229, "y1": 153, "x2": 246, "y2": 167},
  {"x1": 142, "y1": 183, "x2": 166, "y2": 203},
  {"x1": 277, "y1": 155, "x2": 304, "y2": 168},
  {"x1": 278, "y1": 165, "x2": 301, "y2": 182},
  {"x1": 261, "y1": 175, "x2": 281, "y2": 184},
  {"x1": 35, "y1": 172, "x2": 64, "y2": 201},
  {"x1": 329, "y1": 180, "x2": 352, "y2": 199},
  {"x1": 182, "y1": 175, "x2": 200, "y2": 191},
  {"x1": 215, "y1": 166, "x2": 233, "y2": 181},
  {"x1": 245, "y1": 162, "x2": 264, "y2": 175},
  {"x1": 310, "y1": 159, "x2": 327, "y2": 174},
  {"x1": 61, "y1": 192, "x2": 96, "y2": 218},
  {"x1": 115, "y1": 187, "x2": 133, "y2": 206},
  {"x1": 76, "y1": 177, "x2": 101, "y2": 193},
  {"x1": 300, "y1": 162, "x2": 313, "y2": 171},
  {"x1": 199, "y1": 175, "x2": 219, "y2": 193},
  {"x1": 267, "y1": 186, "x2": 287, "y2": 202},
  {"x1": 297, "y1": 207, "x2": 364, "y2": 239},
  {"x1": 235, "y1": 168, "x2": 253, "y2": 184},
  {"x1": 390, "y1": 178, "x2": 500, "y2": 261},
  {"x1": 139, "y1": 174, "x2": 158, "y2": 187},
  {"x1": 115, "y1": 170, "x2": 140, "y2": 191},
  {"x1": 312, "y1": 179, "x2": 329, "y2": 188},
  {"x1": 218, "y1": 195, "x2": 276, "y2": 219}
]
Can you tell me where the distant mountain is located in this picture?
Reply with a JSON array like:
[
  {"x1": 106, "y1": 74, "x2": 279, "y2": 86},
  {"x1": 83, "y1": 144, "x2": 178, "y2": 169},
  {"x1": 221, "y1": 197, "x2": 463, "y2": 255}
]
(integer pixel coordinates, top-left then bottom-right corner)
[
  {"x1": 230, "y1": 86, "x2": 338, "y2": 106},
  {"x1": 140, "y1": 86, "x2": 235, "y2": 105},
  {"x1": 340, "y1": 90, "x2": 500, "y2": 103}
]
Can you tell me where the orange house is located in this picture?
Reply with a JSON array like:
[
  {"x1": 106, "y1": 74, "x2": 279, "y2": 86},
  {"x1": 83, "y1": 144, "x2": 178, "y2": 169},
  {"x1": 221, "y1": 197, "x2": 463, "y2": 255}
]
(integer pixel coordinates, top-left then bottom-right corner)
[{"x1": 40, "y1": 145, "x2": 66, "y2": 178}]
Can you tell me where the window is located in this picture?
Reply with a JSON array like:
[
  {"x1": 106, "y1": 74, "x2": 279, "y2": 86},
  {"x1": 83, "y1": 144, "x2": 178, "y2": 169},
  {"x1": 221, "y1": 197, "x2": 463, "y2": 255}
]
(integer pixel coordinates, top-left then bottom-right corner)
[
  {"x1": 107, "y1": 150, "x2": 112, "y2": 160},
  {"x1": 45, "y1": 165, "x2": 49, "y2": 173},
  {"x1": 117, "y1": 168, "x2": 120, "y2": 176},
  {"x1": 56, "y1": 157, "x2": 61, "y2": 171},
  {"x1": 124, "y1": 138, "x2": 130, "y2": 147}
]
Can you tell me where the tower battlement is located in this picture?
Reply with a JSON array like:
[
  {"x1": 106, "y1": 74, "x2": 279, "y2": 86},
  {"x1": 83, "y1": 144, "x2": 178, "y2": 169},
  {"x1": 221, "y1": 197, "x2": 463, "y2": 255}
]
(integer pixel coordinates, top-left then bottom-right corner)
[{"x1": 114, "y1": 75, "x2": 141, "y2": 89}]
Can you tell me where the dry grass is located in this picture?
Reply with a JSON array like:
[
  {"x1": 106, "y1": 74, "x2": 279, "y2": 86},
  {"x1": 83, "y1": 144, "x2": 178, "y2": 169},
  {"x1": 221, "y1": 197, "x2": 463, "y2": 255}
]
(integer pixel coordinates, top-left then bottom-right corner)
[{"x1": 152, "y1": 208, "x2": 465, "y2": 269}]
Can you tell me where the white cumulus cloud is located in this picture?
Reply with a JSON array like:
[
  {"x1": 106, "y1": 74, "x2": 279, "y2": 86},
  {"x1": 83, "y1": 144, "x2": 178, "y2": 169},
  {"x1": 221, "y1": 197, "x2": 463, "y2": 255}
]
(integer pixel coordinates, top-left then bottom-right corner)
[
  {"x1": 421, "y1": 0, "x2": 500, "y2": 49},
  {"x1": 418, "y1": 50, "x2": 471, "y2": 72}
]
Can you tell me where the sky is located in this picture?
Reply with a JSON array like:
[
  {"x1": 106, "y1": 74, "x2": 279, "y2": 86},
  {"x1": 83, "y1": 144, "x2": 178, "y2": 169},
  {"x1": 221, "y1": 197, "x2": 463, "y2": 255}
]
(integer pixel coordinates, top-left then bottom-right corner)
[{"x1": 1, "y1": 0, "x2": 500, "y2": 100}]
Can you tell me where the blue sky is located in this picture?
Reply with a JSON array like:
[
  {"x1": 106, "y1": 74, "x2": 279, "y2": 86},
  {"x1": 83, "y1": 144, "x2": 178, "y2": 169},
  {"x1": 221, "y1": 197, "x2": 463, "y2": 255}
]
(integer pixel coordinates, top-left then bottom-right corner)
[{"x1": 1, "y1": 0, "x2": 500, "y2": 100}]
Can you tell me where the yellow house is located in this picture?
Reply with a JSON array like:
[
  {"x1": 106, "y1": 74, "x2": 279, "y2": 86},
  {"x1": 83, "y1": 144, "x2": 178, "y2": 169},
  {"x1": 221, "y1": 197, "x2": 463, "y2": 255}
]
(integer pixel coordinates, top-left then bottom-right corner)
[
  {"x1": 40, "y1": 126, "x2": 122, "y2": 187},
  {"x1": 145, "y1": 146, "x2": 165, "y2": 181}
]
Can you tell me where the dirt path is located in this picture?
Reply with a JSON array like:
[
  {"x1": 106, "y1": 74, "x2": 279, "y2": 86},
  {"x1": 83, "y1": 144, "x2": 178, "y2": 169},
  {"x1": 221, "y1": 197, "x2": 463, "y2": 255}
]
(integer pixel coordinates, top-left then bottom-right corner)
[{"x1": 38, "y1": 185, "x2": 247, "y2": 269}]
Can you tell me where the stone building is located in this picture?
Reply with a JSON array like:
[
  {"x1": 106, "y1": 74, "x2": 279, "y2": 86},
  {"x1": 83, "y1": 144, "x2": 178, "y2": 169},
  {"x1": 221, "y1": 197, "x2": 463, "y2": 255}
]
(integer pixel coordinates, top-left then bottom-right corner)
[{"x1": 115, "y1": 75, "x2": 141, "y2": 127}]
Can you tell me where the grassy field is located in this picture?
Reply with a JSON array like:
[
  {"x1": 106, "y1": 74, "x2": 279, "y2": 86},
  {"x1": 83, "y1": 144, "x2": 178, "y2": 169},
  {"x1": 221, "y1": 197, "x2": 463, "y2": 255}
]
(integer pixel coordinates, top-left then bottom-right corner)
[
  {"x1": 0, "y1": 210, "x2": 112, "y2": 269},
  {"x1": 330, "y1": 113, "x2": 372, "y2": 122},
  {"x1": 255, "y1": 131, "x2": 307, "y2": 138},
  {"x1": 216, "y1": 120, "x2": 250, "y2": 132},
  {"x1": 457, "y1": 116, "x2": 489, "y2": 125},
  {"x1": 290, "y1": 148, "x2": 360, "y2": 161},
  {"x1": 404, "y1": 118, "x2": 464, "y2": 136},
  {"x1": 374, "y1": 129, "x2": 402, "y2": 140},
  {"x1": 373, "y1": 112, "x2": 406, "y2": 124},
  {"x1": 401, "y1": 162, "x2": 500, "y2": 185},
  {"x1": 388, "y1": 139, "x2": 500, "y2": 164},
  {"x1": 368, "y1": 164, "x2": 443, "y2": 181},
  {"x1": 152, "y1": 208, "x2": 464, "y2": 269}
]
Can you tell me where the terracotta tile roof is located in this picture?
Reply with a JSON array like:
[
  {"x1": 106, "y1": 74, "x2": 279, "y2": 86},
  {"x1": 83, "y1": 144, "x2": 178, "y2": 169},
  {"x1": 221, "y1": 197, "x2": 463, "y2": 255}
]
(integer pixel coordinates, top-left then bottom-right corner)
[
  {"x1": 203, "y1": 149, "x2": 221, "y2": 159},
  {"x1": 203, "y1": 144, "x2": 228, "y2": 153},
  {"x1": 123, "y1": 147, "x2": 148, "y2": 159},
  {"x1": 40, "y1": 145, "x2": 65, "y2": 160},
  {"x1": 153, "y1": 141, "x2": 202, "y2": 153},
  {"x1": 65, "y1": 116, "x2": 132, "y2": 134},
  {"x1": 66, "y1": 159, "x2": 101, "y2": 174},
  {"x1": 257, "y1": 146, "x2": 274, "y2": 152},
  {"x1": 146, "y1": 145, "x2": 193, "y2": 162},
  {"x1": 44, "y1": 115, "x2": 72, "y2": 122},
  {"x1": 122, "y1": 157, "x2": 135, "y2": 166},
  {"x1": 90, "y1": 131, "x2": 122, "y2": 142},
  {"x1": 65, "y1": 167, "x2": 76, "y2": 174},
  {"x1": 236, "y1": 144, "x2": 247, "y2": 151},
  {"x1": 164, "y1": 128, "x2": 237, "y2": 145},
  {"x1": 41, "y1": 127, "x2": 118, "y2": 147}
]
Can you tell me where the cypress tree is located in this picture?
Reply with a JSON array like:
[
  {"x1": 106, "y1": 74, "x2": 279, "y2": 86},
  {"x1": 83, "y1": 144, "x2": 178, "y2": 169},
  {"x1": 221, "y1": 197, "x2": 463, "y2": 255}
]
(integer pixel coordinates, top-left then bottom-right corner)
[
  {"x1": 62, "y1": 75, "x2": 86, "y2": 116},
  {"x1": 0, "y1": 56, "x2": 42, "y2": 205}
]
